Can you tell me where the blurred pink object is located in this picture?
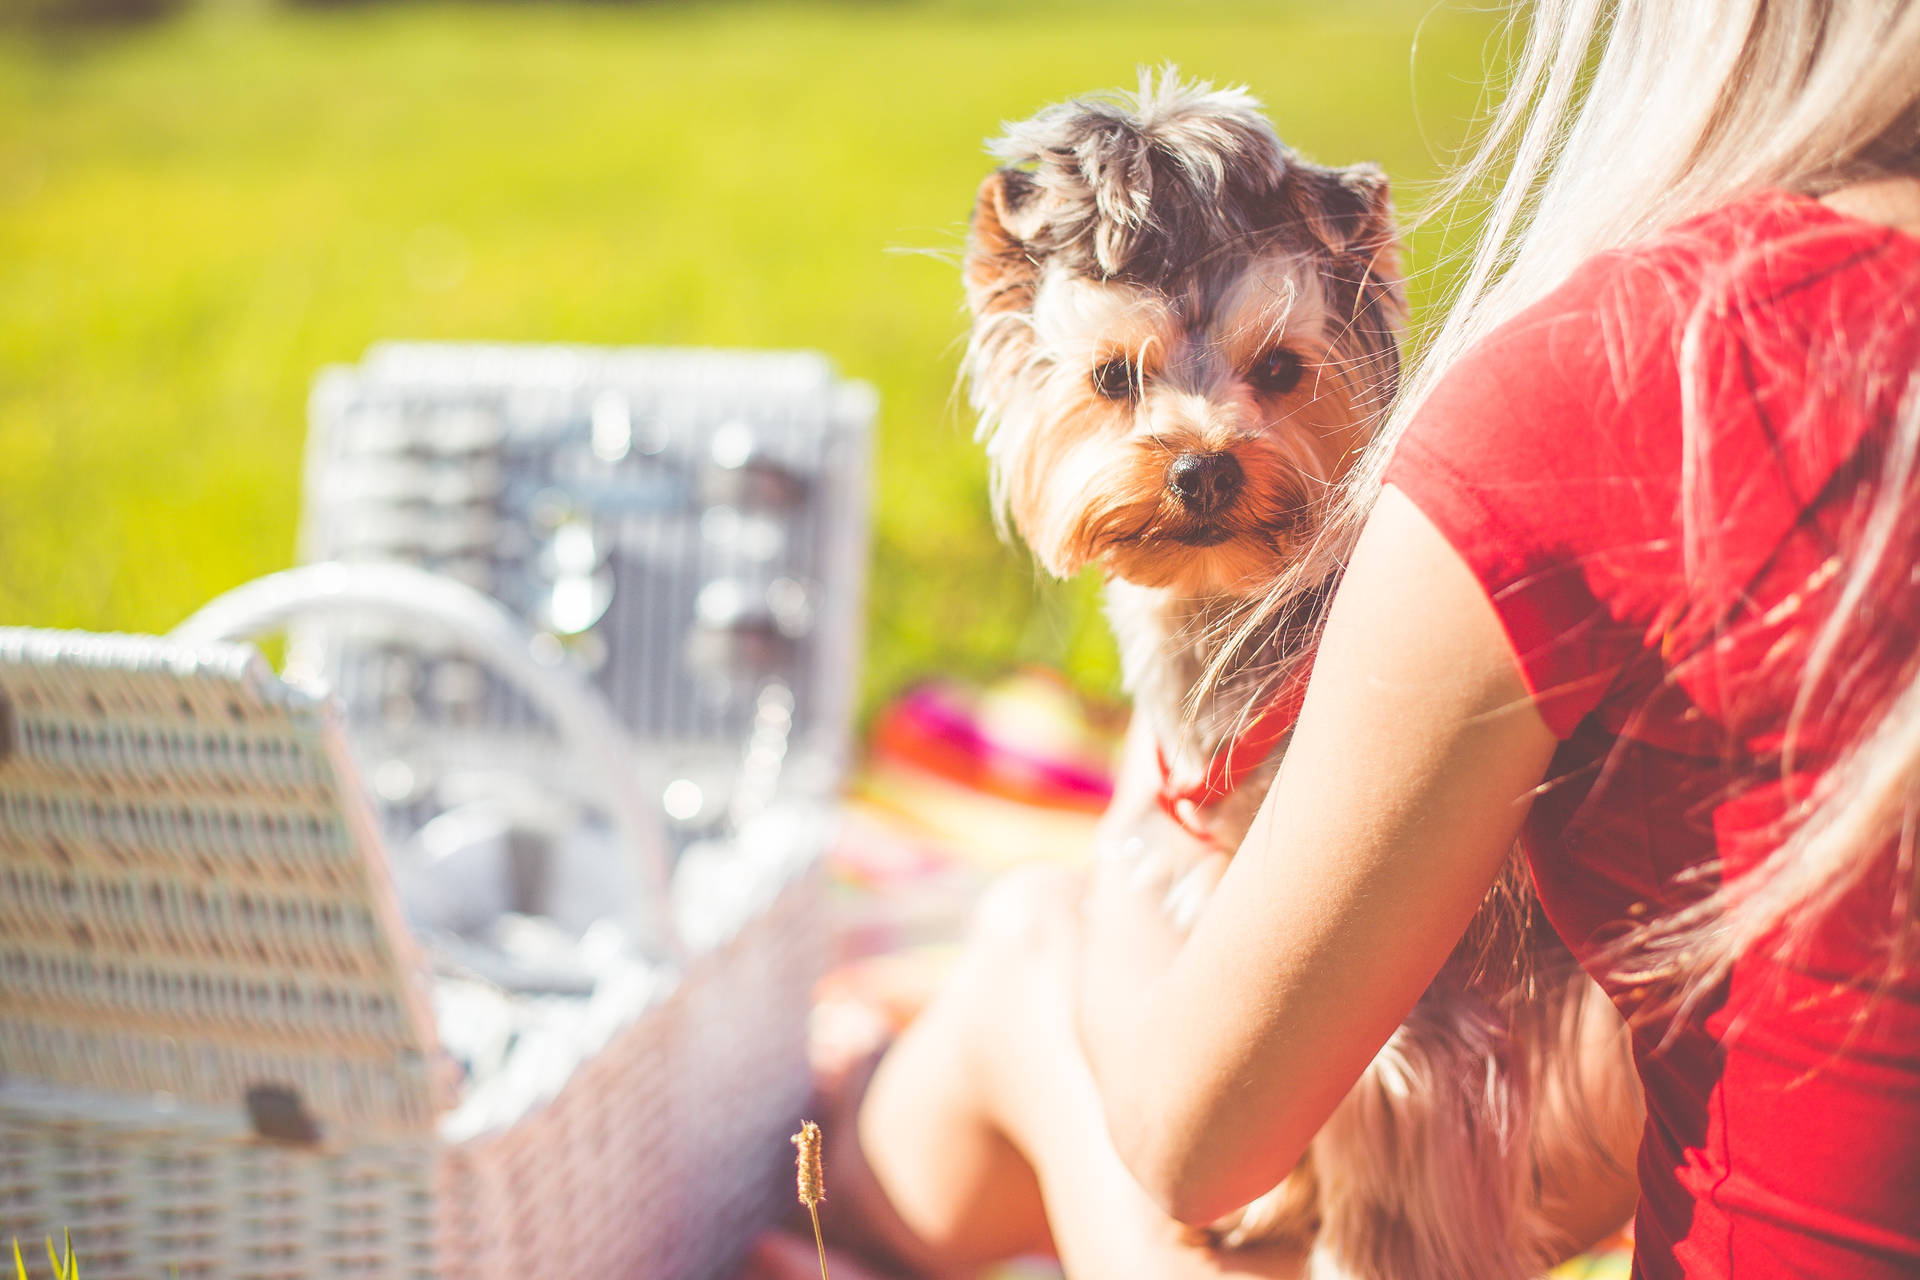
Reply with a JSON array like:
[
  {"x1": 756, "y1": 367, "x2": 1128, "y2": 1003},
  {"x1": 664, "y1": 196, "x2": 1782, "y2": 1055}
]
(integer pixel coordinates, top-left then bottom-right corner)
[{"x1": 868, "y1": 672, "x2": 1117, "y2": 812}]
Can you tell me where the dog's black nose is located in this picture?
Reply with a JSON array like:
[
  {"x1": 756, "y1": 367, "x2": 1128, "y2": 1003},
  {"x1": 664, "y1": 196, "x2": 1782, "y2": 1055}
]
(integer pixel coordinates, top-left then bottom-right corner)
[{"x1": 1166, "y1": 451, "x2": 1243, "y2": 517}]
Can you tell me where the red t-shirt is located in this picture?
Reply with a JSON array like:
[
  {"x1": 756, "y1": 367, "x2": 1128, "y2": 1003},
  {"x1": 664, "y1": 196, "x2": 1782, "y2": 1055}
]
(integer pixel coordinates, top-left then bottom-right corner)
[{"x1": 1386, "y1": 190, "x2": 1920, "y2": 1278}]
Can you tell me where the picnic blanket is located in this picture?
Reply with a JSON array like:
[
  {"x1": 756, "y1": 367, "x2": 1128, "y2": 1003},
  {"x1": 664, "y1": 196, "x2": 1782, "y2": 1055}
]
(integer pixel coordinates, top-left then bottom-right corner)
[{"x1": 738, "y1": 671, "x2": 1631, "y2": 1280}]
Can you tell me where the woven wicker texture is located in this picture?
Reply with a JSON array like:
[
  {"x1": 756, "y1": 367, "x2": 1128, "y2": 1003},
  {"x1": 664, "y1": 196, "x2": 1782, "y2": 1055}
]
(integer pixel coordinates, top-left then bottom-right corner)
[
  {"x1": 1, "y1": 343, "x2": 867, "y2": 1279},
  {"x1": 0, "y1": 628, "x2": 441, "y2": 1138}
]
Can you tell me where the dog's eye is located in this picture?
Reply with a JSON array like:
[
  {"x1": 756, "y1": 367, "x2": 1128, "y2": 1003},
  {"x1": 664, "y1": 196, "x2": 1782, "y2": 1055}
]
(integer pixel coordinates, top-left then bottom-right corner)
[
  {"x1": 1248, "y1": 347, "x2": 1305, "y2": 395},
  {"x1": 1091, "y1": 357, "x2": 1139, "y2": 400}
]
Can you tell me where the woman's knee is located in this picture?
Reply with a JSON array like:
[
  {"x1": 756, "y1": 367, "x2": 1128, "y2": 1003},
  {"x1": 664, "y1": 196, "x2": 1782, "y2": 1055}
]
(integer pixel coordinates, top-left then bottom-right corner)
[{"x1": 967, "y1": 861, "x2": 1084, "y2": 959}]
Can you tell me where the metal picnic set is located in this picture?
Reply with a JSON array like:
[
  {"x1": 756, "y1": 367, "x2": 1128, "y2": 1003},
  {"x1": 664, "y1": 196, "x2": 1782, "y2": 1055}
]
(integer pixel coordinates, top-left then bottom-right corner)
[{"x1": 0, "y1": 342, "x2": 876, "y2": 1280}]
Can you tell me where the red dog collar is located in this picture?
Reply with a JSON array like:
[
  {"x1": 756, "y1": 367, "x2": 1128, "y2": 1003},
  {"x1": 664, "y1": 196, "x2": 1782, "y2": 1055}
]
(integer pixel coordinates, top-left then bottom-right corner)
[{"x1": 1154, "y1": 661, "x2": 1312, "y2": 846}]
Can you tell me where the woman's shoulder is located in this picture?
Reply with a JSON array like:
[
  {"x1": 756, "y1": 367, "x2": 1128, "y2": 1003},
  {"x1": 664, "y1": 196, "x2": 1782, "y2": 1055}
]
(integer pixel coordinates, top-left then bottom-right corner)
[
  {"x1": 1501, "y1": 187, "x2": 1920, "y2": 361},
  {"x1": 1616, "y1": 184, "x2": 1914, "y2": 275},
  {"x1": 1406, "y1": 187, "x2": 1920, "y2": 460}
]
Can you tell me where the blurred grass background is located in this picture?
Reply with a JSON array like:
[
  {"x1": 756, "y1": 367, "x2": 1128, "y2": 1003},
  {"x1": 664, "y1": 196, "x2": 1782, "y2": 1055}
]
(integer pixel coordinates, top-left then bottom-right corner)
[{"x1": 0, "y1": 0, "x2": 1502, "y2": 713}]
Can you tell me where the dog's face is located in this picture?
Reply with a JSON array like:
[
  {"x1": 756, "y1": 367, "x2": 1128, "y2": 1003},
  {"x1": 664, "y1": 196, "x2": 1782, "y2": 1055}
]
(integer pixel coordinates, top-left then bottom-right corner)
[{"x1": 964, "y1": 75, "x2": 1405, "y2": 599}]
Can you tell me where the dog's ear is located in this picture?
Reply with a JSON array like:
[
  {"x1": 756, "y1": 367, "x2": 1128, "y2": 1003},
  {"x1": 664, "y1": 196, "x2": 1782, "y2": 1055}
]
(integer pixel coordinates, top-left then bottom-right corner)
[
  {"x1": 1292, "y1": 162, "x2": 1403, "y2": 284},
  {"x1": 964, "y1": 168, "x2": 1047, "y2": 319}
]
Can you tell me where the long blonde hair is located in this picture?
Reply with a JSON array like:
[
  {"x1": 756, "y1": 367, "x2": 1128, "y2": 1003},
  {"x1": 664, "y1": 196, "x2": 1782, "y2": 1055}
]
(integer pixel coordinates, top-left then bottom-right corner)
[{"x1": 1315, "y1": 0, "x2": 1920, "y2": 1011}]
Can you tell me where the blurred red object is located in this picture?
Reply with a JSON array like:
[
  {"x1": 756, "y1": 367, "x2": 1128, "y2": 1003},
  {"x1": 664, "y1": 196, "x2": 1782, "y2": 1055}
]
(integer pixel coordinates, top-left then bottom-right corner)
[{"x1": 868, "y1": 672, "x2": 1116, "y2": 813}]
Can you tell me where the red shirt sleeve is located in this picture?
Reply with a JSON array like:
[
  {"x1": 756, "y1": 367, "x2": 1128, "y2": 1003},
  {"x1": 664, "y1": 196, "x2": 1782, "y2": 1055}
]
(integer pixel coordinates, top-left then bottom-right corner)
[
  {"x1": 1384, "y1": 196, "x2": 1914, "y2": 743},
  {"x1": 1383, "y1": 256, "x2": 1680, "y2": 739}
]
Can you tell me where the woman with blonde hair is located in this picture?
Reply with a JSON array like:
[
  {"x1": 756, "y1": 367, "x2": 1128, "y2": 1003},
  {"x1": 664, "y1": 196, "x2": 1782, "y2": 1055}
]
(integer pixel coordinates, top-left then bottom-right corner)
[{"x1": 833, "y1": 2, "x2": 1920, "y2": 1275}]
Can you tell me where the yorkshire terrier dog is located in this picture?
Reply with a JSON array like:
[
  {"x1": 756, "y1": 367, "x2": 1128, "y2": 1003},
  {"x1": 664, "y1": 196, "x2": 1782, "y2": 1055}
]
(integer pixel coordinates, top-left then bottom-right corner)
[{"x1": 963, "y1": 73, "x2": 1639, "y2": 1278}]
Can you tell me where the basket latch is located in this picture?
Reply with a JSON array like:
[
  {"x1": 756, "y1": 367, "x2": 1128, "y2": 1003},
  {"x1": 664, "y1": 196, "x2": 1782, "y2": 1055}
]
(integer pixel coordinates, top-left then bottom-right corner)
[{"x1": 245, "y1": 1083, "x2": 322, "y2": 1144}]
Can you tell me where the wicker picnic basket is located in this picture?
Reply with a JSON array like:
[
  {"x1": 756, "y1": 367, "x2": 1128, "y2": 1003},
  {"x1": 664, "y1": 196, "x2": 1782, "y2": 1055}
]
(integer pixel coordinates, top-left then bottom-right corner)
[{"x1": 0, "y1": 346, "x2": 875, "y2": 1280}]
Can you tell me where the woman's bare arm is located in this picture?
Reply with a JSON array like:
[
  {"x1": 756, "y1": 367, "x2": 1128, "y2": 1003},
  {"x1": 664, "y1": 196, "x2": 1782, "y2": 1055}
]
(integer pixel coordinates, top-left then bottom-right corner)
[{"x1": 1075, "y1": 484, "x2": 1562, "y2": 1225}]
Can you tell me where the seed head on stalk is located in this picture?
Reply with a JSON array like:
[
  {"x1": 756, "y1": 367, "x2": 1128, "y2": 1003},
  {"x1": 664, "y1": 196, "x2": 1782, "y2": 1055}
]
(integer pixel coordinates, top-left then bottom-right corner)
[{"x1": 791, "y1": 1121, "x2": 829, "y2": 1280}]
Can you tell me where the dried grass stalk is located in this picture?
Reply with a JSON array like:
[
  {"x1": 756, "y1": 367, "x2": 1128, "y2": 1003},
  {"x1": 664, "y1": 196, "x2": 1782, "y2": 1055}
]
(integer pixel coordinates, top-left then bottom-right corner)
[{"x1": 791, "y1": 1121, "x2": 829, "y2": 1280}]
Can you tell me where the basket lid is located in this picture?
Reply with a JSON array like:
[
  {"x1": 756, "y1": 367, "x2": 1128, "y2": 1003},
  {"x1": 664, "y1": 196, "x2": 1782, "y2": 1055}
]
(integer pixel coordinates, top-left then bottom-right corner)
[{"x1": 0, "y1": 627, "x2": 443, "y2": 1138}]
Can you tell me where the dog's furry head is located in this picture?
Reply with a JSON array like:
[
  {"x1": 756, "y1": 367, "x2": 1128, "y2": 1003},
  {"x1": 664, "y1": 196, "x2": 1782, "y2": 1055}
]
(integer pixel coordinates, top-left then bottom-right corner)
[{"x1": 964, "y1": 70, "x2": 1405, "y2": 599}]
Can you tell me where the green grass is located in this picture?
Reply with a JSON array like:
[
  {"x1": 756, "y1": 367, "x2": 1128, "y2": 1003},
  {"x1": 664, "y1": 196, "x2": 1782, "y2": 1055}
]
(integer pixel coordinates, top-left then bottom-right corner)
[
  {"x1": 12, "y1": 1234, "x2": 77, "y2": 1280},
  {"x1": 0, "y1": 0, "x2": 1502, "y2": 711}
]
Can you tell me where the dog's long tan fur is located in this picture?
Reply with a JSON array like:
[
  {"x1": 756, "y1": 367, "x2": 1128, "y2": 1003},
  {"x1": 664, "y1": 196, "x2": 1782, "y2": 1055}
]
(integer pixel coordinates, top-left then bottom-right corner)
[{"x1": 962, "y1": 70, "x2": 1641, "y2": 1279}]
